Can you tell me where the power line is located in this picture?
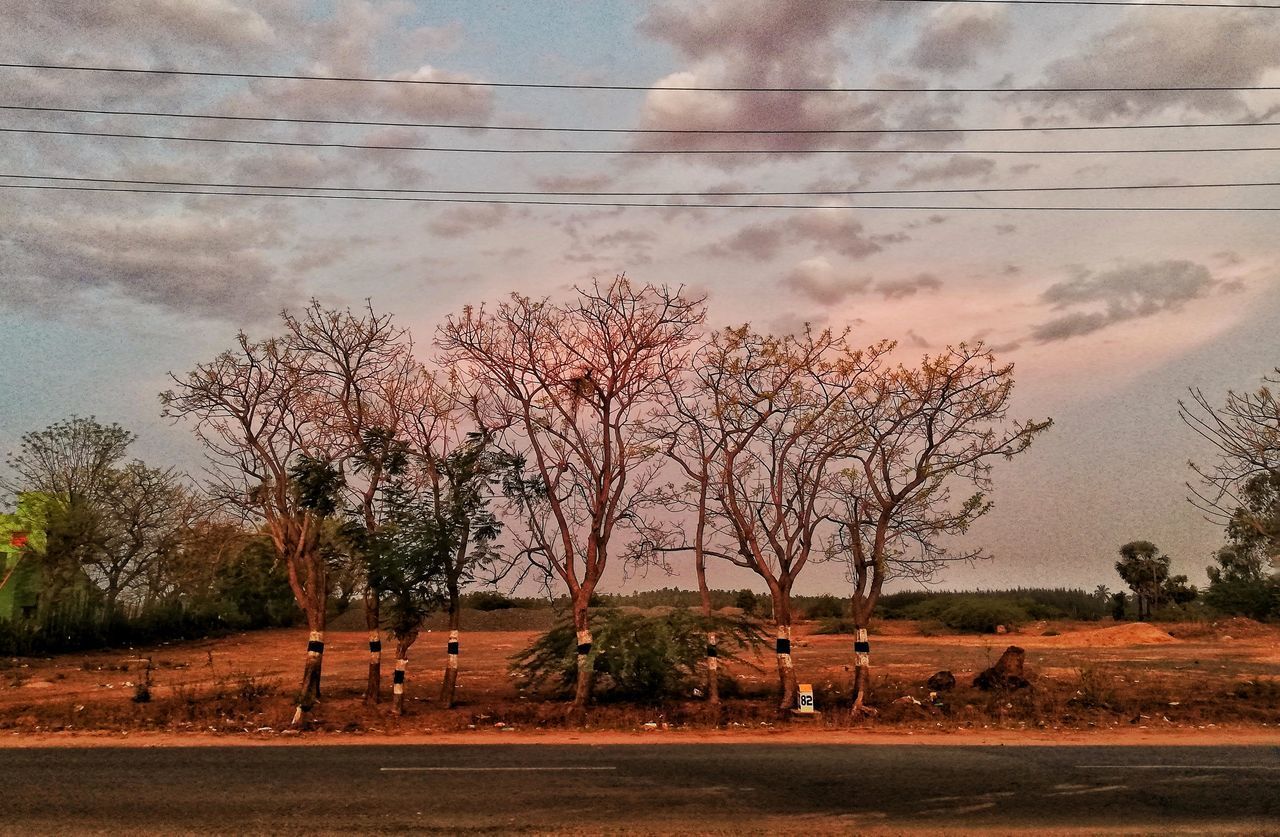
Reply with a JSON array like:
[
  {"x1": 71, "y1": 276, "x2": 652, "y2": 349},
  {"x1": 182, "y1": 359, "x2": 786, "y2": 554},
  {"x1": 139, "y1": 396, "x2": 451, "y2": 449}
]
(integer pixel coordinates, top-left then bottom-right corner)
[
  {"x1": 869, "y1": 0, "x2": 1280, "y2": 7},
  {"x1": 6, "y1": 103, "x2": 1279, "y2": 135},
  {"x1": 6, "y1": 125, "x2": 1280, "y2": 155},
  {"x1": 7, "y1": 172, "x2": 1280, "y2": 197},
  {"x1": 3, "y1": 181, "x2": 1277, "y2": 210},
  {"x1": 3, "y1": 62, "x2": 1279, "y2": 93}
]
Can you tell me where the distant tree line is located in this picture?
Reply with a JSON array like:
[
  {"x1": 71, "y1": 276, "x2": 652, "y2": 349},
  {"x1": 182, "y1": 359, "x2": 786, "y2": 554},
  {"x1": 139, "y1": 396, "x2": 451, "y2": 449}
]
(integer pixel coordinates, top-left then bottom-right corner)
[{"x1": 0, "y1": 417, "x2": 297, "y2": 656}]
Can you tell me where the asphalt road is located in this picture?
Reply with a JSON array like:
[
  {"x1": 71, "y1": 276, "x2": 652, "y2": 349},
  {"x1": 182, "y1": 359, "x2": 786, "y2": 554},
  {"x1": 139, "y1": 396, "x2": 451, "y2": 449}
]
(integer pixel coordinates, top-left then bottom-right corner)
[{"x1": 2, "y1": 743, "x2": 1277, "y2": 834}]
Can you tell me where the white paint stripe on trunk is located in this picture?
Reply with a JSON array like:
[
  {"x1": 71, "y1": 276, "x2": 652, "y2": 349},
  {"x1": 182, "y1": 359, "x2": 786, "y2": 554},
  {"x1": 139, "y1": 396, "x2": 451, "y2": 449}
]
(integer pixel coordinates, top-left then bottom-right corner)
[{"x1": 376, "y1": 773, "x2": 616, "y2": 778}]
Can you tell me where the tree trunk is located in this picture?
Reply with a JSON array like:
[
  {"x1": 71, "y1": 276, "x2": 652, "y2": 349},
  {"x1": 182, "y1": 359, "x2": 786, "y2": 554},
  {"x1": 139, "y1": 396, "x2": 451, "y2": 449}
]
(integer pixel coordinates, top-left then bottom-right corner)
[
  {"x1": 364, "y1": 588, "x2": 382, "y2": 705},
  {"x1": 772, "y1": 594, "x2": 798, "y2": 714},
  {"x1": 694, "y1": 547, "x2": 719, "y2": 706},
  {"x1": 570, "y1": 596, "x2": 594, "y2": 713},
  {"x1": 706, "y1": 631, "x2": 721, "y2": 705},
  {"x1": 291, "y1": 614, "x2": 326, "y2": 726},
  {"x1": 850, "y1": 619, "x2": 877, "y2": 716},
  {"x1": 392, "y1": 631, "x2": 417, "y2": 716},
  {"x1": 440, "y1": 589, "x2": 461, "y2": 708}
]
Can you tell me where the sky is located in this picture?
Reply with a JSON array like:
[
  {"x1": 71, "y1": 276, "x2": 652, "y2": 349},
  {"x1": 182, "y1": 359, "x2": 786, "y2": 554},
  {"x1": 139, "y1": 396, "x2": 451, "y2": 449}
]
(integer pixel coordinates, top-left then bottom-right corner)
[{"x1": 2, "y1": 0, "x2": 1278, "y2": 596}]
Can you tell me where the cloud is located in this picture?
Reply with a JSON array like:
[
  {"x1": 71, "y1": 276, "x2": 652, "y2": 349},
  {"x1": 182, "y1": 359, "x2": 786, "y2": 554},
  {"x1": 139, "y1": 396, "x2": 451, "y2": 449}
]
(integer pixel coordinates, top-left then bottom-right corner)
[
  {"x1": 899, "y1": 156, "x2": 996, "y2": 187},
  {"x1": 1, "y1": 208, "x2": 297, "y2": 321},
  {"x1": 702, "y1": 223, "x2": 791, "y2": 261},
  {"x1": 428, "y1": 205, "x2": 513, "y2": 238},
  {"x1": 631, "y1": 1, "x2": 921, "y2": 163},
  {"x1": 534, "y1": 174, "x2": 617, "y2": 193},
  {"x1": 875, "y1": 273, "x2": 943, "y2": 299},
  {"x1": 784, "y1": 258, "x2": 871, "y2": 304},
  {"x1": 704, "y1": 211, "x2": 904, "y2": 261},
  {"x1": 1030, "y1": 260, "x2": 1219, "y2": 342},
  {"x1": 1034, "y1": 10, "x2": 1280, "y2": 119},
  {"x1": 909, "y1": 6, "x2": 1010, "y2": 72},
  {"x1": 5, "y1": 0, "x2": 274, "y2": 55}
]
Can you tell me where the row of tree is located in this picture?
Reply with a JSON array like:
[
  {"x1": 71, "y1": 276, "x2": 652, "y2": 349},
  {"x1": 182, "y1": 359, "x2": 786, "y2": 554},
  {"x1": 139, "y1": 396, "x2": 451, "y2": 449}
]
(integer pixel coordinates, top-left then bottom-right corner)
[
  {"x1": 160, "y1": 278, "x2": 1051, "y2": 721},
  {"x1": 1, "y1": 419, "x2": 299, "y2": 636},
  {"x1": 1106, "y1": 372, "x2": 1280, "y2": 622}
]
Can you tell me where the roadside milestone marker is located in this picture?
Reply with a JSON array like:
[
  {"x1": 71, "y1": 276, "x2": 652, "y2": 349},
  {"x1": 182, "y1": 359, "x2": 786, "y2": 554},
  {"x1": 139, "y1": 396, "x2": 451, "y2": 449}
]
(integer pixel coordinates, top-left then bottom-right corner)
[{"x1": 797, "y1": 683, "x2": 816, "y2": 714}]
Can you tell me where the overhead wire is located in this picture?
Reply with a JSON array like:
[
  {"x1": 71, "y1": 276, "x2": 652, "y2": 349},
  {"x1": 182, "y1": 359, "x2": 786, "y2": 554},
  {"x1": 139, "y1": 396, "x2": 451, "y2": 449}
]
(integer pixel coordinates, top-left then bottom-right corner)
[
  {"x1": 866, "y1": 0, "x2": 1280, "y2": 7},
  {"x1": 3, "y1": 62, "x2": 1280, "y2": 93},
  {"x1": 5, "y1": 126, "x2": 1280, "y2": 154},
  {"x1": 5, "y1": 172, "x2": 1280, "y2": 197},
  {"x1": 4, "y1": 103, "x2": 1279, "y2": 135},
  {"x1": 2, "y1": 181, "x2": 1276, "y2": 211}
]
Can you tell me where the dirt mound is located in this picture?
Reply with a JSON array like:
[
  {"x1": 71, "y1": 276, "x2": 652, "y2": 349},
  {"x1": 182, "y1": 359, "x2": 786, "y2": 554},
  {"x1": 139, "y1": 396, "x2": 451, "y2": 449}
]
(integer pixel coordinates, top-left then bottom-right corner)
[{"x1": 1036, "y1": 622, "x2": 1179, "y2": 647}]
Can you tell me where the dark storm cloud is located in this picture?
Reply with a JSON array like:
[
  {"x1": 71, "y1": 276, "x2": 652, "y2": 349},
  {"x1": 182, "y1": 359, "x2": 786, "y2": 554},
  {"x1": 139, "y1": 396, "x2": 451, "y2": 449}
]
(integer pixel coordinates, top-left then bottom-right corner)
[{"x1": 1030, "y1": 260, "x2": 1219, "y2": 342}]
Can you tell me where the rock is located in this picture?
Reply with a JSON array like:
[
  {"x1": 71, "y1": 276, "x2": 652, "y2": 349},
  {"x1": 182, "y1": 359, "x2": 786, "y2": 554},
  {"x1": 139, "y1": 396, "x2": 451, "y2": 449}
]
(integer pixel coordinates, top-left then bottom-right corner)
[
  {"x1": 973, "y1": 646, "x2": 1030, "y2": 691},
  {"x1": 995, "y1": 625, "x2": 1008, "y2": 634},
  {"x1": 926, "y1": 670, "x2": 957, "y2": 691}
]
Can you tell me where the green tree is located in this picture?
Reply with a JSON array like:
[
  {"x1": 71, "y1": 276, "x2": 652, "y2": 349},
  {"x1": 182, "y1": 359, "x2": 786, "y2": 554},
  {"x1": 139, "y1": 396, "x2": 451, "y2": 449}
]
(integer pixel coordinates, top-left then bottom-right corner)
[{"x1": 1115, "y1": 541, "x2": 1168, "y2": 620}]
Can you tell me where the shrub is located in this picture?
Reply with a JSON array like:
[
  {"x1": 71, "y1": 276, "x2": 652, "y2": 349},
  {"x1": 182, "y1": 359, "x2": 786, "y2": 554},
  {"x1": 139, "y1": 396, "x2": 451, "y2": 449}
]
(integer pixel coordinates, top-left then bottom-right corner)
[
  {"x1": 510, "y1": 607, "x2": 767, "y2": 702},
  {"x1": 929, "y1": 597, "x2": 1028, "y2": 633},
  {"x1": 734, "y1": 589, "x2": 760, "y2": 616},
  {"x1": 878, "y1": 588, "x2": 1105, "y2": 621},
  {"x1": 465, "y1": 590, "x2": 521, "y2": 611},
  {"x1": 802, "y1": 594, "x2": 845, "y2": 620},
  {"x1": 812, "y1": 617, "x2": 858, "y2": 635}
]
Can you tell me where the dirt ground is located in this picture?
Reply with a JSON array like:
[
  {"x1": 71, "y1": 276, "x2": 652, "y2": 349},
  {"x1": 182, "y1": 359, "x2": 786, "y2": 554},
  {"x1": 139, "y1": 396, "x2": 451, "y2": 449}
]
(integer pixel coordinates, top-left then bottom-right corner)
[{"x1": 3, "y1": 615, "x2": 1279, "y2": 742}]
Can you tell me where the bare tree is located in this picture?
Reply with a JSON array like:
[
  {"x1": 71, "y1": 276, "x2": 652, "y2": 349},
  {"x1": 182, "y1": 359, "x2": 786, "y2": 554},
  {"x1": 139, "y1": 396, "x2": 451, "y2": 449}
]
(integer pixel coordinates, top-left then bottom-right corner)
[
  {"x1": 282, "y1": 300, "x2": 422, "y2": 705},
  {"x1": 651, "y1": 343, "x2": 726, "y2": 705},
  {"x1": 90, "y1": 463, "x2": 196, "y2": 614},
  {"x1": 831, "y1": 344, "x2": 1050, "y2": 714},
  {"x1": 1181, "y1": 369, "x2": 1280, "y2": 562},
  {"x1": 3, "y1": 416, "x2": 134, "y2": 505},
  {"x1": 162, "y1": 332, "x2": 335, "y2": 724},
  {"x1": 440, "y1": 276, "x2": 704, "y2": 711},
  {"x1": 655, "y1": 326, "x2": 888, "y2": 713}
]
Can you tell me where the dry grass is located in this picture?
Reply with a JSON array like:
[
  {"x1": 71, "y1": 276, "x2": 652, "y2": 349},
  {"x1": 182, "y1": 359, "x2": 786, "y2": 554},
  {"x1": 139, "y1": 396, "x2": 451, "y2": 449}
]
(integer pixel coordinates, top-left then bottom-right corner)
[{"x1": 2, "y1": 617, "x2": 1278, "y2": 736}]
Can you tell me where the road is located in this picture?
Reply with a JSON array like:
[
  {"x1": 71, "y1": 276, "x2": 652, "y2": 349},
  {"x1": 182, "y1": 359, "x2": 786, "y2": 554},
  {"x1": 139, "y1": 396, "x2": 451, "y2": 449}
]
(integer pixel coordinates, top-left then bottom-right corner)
[{"x1": 2, "y1": 743, "x2": 1277, "y2": 834}]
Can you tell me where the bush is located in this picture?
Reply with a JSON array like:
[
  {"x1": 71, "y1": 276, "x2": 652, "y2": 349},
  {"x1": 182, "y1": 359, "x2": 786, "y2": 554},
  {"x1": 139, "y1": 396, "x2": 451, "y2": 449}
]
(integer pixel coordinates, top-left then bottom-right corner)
[
  {"x1": 877, "y1": 588, "x2": 1105, "y2": 622},
  {"x1": 812, "y1": 617, "x2": 858, "y2": 635},
  {"x1": 900, "y1": 596, "x2": 1028, "y2": 633},
  {"x1": 802, "y1": 594, "x2": 845, "y2": 620},
  {"x1": 734, "y1": 589, "x2": 760, "y2": 616},
  {"x1": 465, "y1": 590, "x2": 521, "y2": 611},
  {"x1": 1203, "y1": 578, "x2": 1280, "y2": 621},
  {"x1": 510, "y1": 607, "x2": 767, "y2": 702}
]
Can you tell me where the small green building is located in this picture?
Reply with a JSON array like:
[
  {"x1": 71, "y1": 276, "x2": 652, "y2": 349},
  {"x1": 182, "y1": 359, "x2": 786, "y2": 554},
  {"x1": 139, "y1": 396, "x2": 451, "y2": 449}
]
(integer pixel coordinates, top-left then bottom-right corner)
[{"x1": 0, "y1": 494, "x2": 51, "y2": 621}]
